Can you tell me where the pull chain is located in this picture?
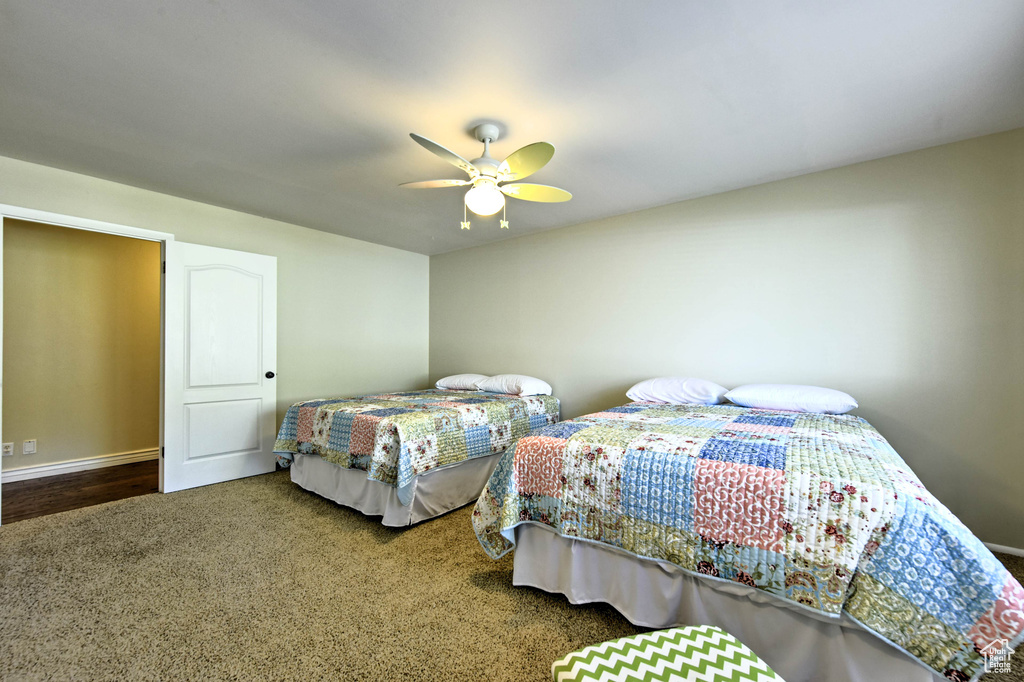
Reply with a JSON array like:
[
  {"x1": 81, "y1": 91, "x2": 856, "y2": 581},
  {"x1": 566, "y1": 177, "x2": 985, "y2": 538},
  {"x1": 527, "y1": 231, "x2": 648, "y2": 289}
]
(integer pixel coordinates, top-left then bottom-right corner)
[
  {"x1": 461, "y1": 202, "x2": 470, "y2": 230},
  {"x1": 500, "y1": 202, "x2": 509, "y2": 230}
]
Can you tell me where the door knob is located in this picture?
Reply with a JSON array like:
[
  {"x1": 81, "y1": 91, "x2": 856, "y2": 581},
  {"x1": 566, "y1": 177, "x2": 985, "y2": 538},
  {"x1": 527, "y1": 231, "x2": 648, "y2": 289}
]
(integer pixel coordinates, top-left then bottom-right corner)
[{"x1": 266, "y1": 371, "x2": 276, "y2": 379}]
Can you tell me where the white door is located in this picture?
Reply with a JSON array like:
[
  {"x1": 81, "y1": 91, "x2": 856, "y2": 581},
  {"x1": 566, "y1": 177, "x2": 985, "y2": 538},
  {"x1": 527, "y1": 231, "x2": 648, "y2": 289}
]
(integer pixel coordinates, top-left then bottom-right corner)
[{"x1": 162, "y1": 241, "x2": 277, "y2": 493}]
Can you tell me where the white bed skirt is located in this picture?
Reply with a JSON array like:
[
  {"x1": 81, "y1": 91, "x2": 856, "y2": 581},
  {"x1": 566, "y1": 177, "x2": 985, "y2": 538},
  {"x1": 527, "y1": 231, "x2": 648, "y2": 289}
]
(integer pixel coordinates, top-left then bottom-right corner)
[
  {"x1": 290, "y1": 452, "x2": 502, "y2": 527},
  {"x1": 512, "y1": 524, "x2": 941, "y2": 682}
]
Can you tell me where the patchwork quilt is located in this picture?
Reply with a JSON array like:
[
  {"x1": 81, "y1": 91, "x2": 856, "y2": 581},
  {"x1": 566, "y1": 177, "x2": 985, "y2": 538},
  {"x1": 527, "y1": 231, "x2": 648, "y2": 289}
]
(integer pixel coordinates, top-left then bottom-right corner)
[
  {"x1": 473, "y1": 402, "x2": 1024, "y2": 681},
  {"x1": 274, "y1": 389, "x2": 560, "y2": 503}
]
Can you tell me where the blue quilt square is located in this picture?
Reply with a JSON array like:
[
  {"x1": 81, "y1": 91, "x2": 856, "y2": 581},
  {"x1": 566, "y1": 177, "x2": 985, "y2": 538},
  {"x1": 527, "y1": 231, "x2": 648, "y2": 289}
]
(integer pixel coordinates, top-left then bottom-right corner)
[
  {"x1": 528, "y1": 413, "x2": 555, "y2": 430},
  {"x1": 605, "y1": 405, "x2": 646, "y2": 414},
  {"x1": 733, "y1": 414, "x2": 797, "y2": 428},
  {"x1": 864, "y1": 499, "x2": 1005, "y2": 632},
  {"x1": 363, "y1": 407, "x2": 414, "y2": 418},
  {"x1": 535, "y1": 422, "x2": 591, "y2": 440},
  {"x1": 697, "y1": 437, "x2": 787, "y2": 469},
  {"x1": 328, "y1": 412, "x2": 355, "y2": 452},
  {"x1": 484, "y1": 448, "x2": 516, "y2": 501},
  {"x1": 621, "y1": 448, "x2": 696, "y2": 530},
  {"x1": 464, "y1": 425, "x2": 491, "y2": 457},
  {"x1": 278, "y1": 418, "x2": 297, "y2": 440},
  {"x1": 457, "y1": 398, "x2": 488, "y2": 404}
]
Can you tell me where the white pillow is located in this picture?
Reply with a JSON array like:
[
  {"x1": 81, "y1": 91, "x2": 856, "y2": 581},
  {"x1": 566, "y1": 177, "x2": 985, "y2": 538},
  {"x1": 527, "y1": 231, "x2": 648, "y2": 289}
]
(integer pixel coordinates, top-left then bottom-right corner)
[
  {"x1": 626, "y1": 377, "x2": 729, "y2": 405},
  {"x1": 475, "y1": 374, "x2": 552, "y2": 396},
  {"x1": 725, "y1": 384, "x2": 858, "y2": 414},
  {"x1": 435, "y1": 374, "x2": 487, "y2": 390}
]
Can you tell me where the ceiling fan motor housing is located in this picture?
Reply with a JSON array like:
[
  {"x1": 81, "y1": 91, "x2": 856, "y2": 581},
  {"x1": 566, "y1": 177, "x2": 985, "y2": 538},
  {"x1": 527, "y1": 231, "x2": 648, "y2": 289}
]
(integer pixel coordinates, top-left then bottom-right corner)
[
  {"x1": 473, "y1": 123, "x2": 501, "y2": 143},
  {"x1": 471, "y1": 155, "x2": 500, "y2": 177}
]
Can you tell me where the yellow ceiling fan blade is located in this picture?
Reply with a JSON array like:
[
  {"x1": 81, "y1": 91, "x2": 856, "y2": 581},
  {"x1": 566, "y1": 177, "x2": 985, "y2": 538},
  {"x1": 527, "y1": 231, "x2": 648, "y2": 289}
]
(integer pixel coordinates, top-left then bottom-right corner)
[
  {"x1": 498, "y1": 142, "x2": 554, "y2": 182},
  {"x1": 499, "y1": 183, "x2": 572, "y2": 203}
]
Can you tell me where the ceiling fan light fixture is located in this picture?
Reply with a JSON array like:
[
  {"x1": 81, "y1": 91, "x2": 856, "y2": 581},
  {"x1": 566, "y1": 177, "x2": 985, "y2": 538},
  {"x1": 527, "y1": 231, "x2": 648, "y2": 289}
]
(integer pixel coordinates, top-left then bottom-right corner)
[
  {"x1": 464, "y1": 180, "x2": 505, "y2": 216},
  {"x1": 402, "y1": 123, "x2": 569, "y2": 229}
]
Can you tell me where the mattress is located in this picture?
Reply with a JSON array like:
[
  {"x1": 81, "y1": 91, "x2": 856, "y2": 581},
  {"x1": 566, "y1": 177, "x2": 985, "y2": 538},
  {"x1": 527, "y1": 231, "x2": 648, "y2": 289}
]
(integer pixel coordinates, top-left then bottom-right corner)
[{"x1": 472, "y1": 401, "x2": 1024, "y2": 681}]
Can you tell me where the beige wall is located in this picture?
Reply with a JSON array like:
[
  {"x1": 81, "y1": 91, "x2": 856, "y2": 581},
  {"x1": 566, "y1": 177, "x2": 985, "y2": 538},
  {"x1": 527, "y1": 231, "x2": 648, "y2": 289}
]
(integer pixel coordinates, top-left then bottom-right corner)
[
  {"x1": 3, "y1": 220, "x2": 160, "y2": 469},
  {"x1": 0, "y1": 155, "x2": 430, "y2": 465},
  {"x1": 430, "y1": 128, "x2": 1024, "y2": 548}
]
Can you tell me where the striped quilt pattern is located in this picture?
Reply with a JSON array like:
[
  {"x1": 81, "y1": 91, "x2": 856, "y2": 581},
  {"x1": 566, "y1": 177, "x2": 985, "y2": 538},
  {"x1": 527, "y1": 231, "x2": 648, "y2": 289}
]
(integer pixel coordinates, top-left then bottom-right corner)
[
  {"x1": 551, "y1": 625, "x2": 783, "y2": 682},
  {"x1": 274, "y1": 389, "x2": 560, "y2": 492},
  {"x1": 474, "y1": 402, "x2": 1024, "y2": 681}
]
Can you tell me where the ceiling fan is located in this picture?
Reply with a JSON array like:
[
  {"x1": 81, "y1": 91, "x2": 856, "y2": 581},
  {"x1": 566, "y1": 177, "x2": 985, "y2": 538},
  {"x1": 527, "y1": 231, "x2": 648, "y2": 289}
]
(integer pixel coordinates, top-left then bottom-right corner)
[{"x1": 400, "y1": 123, "x2": 571, "y2": 230}]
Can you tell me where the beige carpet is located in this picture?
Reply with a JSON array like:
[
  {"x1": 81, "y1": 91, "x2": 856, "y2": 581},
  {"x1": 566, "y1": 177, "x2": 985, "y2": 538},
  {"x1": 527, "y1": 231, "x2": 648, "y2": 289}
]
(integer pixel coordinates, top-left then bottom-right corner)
[{"x1": 0, "y1": 471, "x2": 1019, "y2": 681}]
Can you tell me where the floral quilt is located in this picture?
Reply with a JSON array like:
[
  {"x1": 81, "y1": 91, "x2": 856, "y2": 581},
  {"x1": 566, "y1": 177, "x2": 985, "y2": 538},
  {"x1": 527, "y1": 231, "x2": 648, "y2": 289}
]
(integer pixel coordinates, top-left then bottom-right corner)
[
  {"x1": 472, "y1": 402, "x2": 1024, "y2": 681},
  {"x1": 274, "y1": 389, "x2": 559, "y2": 503}
]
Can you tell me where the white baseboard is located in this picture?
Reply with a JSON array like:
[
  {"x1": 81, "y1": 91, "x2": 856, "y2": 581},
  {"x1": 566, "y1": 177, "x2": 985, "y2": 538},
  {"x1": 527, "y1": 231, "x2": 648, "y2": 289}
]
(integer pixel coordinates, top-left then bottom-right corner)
[
  {"x1": 985, "y1": 542, "x2": 1024, "y2": 558},
  {"x1": 1, "y1": 448, "x2": 159, "y2": 483}
]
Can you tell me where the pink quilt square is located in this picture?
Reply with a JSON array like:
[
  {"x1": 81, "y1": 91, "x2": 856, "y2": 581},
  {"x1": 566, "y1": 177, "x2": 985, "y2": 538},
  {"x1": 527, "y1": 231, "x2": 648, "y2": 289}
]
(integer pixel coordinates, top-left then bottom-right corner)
[
  {"x1": 969, "y1": 578, "x2": 1024, "y2": 652},
  {"x1": 297, "y1": 406, "x2": 317, "y2": 442},
  {"x1": 349, "y1": 414, "x2": 383, "y2": 455},
  {"x1": 513, "y1": 436, "x2": 566, "y2": 498},
  {"x1": 693, "y1": 459, "x2": 786, "y2": 552}
]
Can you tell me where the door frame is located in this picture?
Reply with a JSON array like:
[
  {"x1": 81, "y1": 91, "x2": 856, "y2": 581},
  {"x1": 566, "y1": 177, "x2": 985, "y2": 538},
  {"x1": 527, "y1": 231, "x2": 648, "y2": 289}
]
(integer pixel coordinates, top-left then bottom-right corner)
[{"x1": 0, "y1": 203, "x2": 174, "y2": 526}]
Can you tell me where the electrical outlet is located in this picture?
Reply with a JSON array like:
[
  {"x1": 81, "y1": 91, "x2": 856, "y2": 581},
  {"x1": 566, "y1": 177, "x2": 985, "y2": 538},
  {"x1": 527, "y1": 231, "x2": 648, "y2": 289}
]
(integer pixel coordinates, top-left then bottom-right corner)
[
  {"x1": 2, "y1": 443, "x2": 12, "y2": 456},
  {"x1": 23, "y1": 439, "x2": 37, "y2": 455}
]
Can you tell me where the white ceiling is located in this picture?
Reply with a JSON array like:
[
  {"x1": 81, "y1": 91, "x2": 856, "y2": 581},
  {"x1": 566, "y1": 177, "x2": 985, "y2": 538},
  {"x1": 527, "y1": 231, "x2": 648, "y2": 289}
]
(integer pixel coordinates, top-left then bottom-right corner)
[{"x1": 1, "y1": 1, "x2": 1022, "y2": 255}]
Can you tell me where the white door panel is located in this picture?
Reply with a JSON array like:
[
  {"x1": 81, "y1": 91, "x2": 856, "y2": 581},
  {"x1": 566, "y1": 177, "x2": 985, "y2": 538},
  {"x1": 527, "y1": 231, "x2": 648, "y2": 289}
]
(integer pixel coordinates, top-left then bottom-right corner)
[
  {"x1": 184, "y1": 399, "x2": 262, "y2": 460},
  {"x1": 163, "y1": 241, "x2": 277, "y2": 493},
  {"x1": 186, "y1": 266, "x2": 261, "y2": 388}
]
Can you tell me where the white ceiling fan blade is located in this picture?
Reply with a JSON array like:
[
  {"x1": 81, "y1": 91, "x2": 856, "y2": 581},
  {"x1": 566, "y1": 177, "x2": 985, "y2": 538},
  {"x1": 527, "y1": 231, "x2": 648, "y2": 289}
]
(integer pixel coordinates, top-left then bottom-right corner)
[
  {"x1": 499, "y1": 183, "x2": 572, "y2": 203},
  {"x1": 399, "y1": 179, "x2": 471, "y2": 188},
  {"x1": 410, "y1": 133, "x2": 478, "y2": 177},
  {"x1": 497, "y1": 142, "x2": 554, "y2": 181}
]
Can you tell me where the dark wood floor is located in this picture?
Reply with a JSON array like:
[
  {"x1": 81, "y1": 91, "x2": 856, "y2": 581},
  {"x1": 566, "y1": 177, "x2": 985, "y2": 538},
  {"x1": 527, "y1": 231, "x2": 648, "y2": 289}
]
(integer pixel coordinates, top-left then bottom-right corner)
[{"x1": 2, "y1": 460, "x2": 159, "y2": 524}]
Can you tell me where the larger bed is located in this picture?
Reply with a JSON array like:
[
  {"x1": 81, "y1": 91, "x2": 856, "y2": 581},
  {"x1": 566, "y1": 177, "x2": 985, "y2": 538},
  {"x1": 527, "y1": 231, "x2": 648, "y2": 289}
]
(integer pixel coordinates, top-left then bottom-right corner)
[
  {"x1": 275, "y1": 388, "x2": 559, "y2": 526},
  {"x1": 472, "y1": 401, "x2": 1024, "y2": 682}
]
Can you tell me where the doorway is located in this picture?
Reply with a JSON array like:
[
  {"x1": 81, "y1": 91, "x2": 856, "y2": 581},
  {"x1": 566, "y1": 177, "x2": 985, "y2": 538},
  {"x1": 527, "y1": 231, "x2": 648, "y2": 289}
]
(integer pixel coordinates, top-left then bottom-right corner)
[
  {"x1": 1, "y1": 219, "x2": 161, "y2": 521},
  {"x1": 0, "y1": 202, "x2": 279, "y2": 527}
]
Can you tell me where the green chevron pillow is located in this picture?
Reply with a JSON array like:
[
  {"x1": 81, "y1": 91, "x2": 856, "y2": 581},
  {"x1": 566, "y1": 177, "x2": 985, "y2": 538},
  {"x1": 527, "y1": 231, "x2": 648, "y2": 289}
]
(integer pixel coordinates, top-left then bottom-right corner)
[{"x1": 552, "y1": 625, "x2": 785, "y2": 682}]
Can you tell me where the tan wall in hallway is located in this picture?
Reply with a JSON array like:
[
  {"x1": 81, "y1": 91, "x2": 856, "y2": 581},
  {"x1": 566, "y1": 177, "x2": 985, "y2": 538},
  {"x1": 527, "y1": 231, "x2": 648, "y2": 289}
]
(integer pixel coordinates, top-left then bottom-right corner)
[
  {"x1": 3, "y1": 219, "x2": 160, "y2": 469},
  {"x1": 430, "y1": 128, "x2": 1024, "y2": 548},
  {"x1": 0, "y1": 155, "x2": 431, "y2": 446}
]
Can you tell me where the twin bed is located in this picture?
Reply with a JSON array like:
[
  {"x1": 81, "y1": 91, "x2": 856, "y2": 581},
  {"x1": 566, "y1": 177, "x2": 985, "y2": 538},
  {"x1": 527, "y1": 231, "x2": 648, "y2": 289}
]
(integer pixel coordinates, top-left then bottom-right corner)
[
  {"x1": 275, "y1": 381, "x2": 1023, "y2": 682},
  {"x1": 274, "y1": 387, "x2": 559, "y2": 526}
]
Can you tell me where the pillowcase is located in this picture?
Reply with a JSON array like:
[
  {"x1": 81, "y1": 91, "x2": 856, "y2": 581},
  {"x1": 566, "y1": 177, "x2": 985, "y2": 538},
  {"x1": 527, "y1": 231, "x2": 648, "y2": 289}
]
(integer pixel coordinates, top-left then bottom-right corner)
[
  {"x1": 626, "y1": 377, "x2": 729, "y2": 405},
  {"x1": 725, "y1": 384, "x2": 858, "y2": 414},
  {"x1": 475, "y1": 374, "x2": 552, "y2": 396},
  {"x1": 435, "y1": 373, "x2": 487, "y2": 390}
]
